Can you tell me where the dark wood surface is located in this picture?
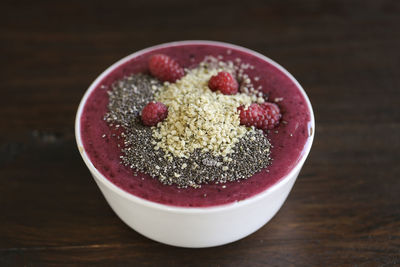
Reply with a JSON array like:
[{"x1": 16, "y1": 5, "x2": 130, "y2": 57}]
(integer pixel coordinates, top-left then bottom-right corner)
[{"x1": 1, "y1": 0, "x2": 399, "y2": 266}]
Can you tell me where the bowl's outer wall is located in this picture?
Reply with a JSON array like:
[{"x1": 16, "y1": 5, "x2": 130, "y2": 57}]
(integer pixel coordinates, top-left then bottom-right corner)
[{"x1": 90, "y1": 166, "x2": 301, "y2": 248}]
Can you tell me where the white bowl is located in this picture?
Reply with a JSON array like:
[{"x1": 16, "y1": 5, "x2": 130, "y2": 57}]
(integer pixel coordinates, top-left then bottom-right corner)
[{"x1": 75, "y1": 41, "x2": 315, "y2": 248}]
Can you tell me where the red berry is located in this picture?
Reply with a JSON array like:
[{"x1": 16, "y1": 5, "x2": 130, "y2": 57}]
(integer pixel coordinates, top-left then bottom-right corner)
[
  {"x1": 208, "y1": 71, "x2": 238, "y2": 95},
  {"x1": 238, "y1": 102, "x2": 281, "y2": 131},
  {"x1": 237, "y1": 104, "x2": 265, "y2": 128},
  {"x1": 141, "y1": 102, "x2": 168, "y2": 126},
  {"x1": 148, "y1": 54, "x2": 184, "y2": 82}
]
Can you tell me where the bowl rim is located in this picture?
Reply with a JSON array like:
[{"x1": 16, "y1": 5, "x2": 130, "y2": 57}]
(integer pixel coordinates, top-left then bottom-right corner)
[{"x1": 75, "y1": 40, "x2": 315, "y2": 214}]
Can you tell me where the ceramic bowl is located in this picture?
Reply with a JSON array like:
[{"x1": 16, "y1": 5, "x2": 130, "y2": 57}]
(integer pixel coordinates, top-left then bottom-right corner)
[{"x1": 75, "y1": 41, "x2": 315, "y2": 248}]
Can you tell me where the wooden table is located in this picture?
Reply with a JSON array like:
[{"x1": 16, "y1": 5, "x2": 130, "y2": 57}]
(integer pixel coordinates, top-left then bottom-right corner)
[{"x1": 1, "y1": 0, "x2": 399, "y2": 265}]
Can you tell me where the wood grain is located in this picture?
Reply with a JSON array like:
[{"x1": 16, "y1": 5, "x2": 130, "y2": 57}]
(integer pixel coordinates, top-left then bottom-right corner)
[{"x1": 1, "y1": 0, "x2": 399, "y2": 266}]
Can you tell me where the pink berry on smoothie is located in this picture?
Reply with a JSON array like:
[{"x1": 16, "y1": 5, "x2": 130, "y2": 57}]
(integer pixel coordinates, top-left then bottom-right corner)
[
  {"x1": 238, "y1": 102, "x2": 281, "y2": 131},
  {"x1": 141, "y1": 102, "x2": 168, "y2": 126},
  {"x1": 149, "y1": 54, "x2": 184, "y2": 82},
  {"x1": 208, "y1": 71, "x2": 238, "y2": 95}
]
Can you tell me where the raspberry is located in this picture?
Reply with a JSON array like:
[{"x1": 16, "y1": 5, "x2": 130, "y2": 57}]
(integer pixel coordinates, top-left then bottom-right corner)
[
  {"x1": 208, "y1": 71, "x2": 238, "y2": 95},
  {"x1": 148, "y1": 54, "x2": 184, "y2": 82},
  {"x1": 141, "y1": 102, "x2": 168, "y2": 126},
  {"x1": 238, "y1": 102, "x2": 281, "y2": 131}
]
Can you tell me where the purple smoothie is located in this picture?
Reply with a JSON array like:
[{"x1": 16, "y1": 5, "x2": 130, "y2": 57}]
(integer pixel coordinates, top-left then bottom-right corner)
[{"x1": 80, "y1": 42, "x2": 312, "y2": 207}]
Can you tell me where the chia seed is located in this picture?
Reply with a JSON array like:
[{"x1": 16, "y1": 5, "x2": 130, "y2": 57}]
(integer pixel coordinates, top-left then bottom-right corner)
[{"x1": 104, "y1": 71, "x2": 272, "y2": 188}]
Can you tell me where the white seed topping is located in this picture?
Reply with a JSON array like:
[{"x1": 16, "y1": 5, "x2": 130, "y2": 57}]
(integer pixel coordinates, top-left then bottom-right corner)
[{"x1": 153, "y1": 65, "x2": 253, "y2": 158}]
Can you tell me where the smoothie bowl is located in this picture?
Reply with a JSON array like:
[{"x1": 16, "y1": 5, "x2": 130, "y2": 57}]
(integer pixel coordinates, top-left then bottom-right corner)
[{"x1": 75, "y1": 40, "x2": 314, "y2": 248}]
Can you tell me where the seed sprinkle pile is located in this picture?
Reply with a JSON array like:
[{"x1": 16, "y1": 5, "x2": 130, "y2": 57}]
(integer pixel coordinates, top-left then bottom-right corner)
[
  {"x1": 154, "y1": 65, "x2": 252, "y2": 160},
  {"x1": 104, "y1": 57, "x2": 272, "y2": 188}
]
